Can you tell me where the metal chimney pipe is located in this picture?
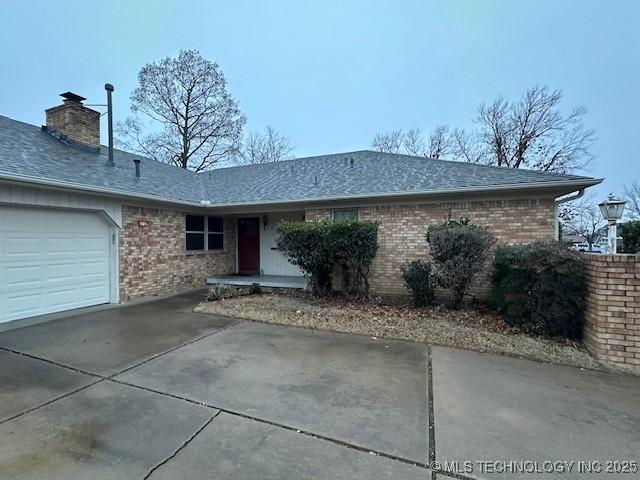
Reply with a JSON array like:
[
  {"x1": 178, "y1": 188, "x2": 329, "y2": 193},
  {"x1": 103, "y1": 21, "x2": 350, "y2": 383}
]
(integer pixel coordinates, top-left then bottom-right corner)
[
  {"x1": 105, "y1": 83, "x2": 115, "y2": 166},
  {"x1": 133, "y1": 158, "x2": 141, "y2": 178}
]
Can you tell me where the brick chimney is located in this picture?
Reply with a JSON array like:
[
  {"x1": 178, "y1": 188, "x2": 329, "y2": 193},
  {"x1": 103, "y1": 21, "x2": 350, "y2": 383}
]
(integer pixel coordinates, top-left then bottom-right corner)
[{"x1": 45, "y1": 92, "x2": 100, "y2": 150}]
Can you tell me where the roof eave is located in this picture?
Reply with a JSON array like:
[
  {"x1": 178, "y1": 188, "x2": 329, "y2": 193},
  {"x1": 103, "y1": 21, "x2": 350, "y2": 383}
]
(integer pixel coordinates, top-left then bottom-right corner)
[
  {"x1": 0, "y1": 171, "x2": 206, "y2": 208},
  {"x1": 202, "y1": 178, "x2": 604, "y2": 209},
  {"x1": 0, "y1": 171, "x2": 603, "y2": 210}
]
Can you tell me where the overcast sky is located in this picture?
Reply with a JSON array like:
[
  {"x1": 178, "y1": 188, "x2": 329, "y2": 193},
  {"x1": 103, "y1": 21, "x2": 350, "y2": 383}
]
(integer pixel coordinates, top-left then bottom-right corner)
[{"x1": 1, "y1": 0, "x2": 637, "y2": 201}]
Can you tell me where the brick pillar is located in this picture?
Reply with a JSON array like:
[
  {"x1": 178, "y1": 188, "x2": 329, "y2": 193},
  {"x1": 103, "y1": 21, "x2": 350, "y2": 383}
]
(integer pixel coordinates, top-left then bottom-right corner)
[{"x1": 582, "y1": 253, "x2": 640, "y2": 371}]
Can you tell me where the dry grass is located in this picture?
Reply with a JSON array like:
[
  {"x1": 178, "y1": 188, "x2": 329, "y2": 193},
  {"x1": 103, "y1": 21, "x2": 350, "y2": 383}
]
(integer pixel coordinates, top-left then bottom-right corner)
[{"x1": 195, "y1": 292, "x2": 604, "y2": 371}]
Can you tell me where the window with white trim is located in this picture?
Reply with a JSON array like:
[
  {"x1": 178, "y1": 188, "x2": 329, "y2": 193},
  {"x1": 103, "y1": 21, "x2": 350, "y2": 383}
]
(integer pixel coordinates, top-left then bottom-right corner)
[
  {"x1": 332, "y1": 208, "x2": 359, "y2": 221},
  {"x1": 185, "y1": 215, "x2": 224, "y2": 251}
]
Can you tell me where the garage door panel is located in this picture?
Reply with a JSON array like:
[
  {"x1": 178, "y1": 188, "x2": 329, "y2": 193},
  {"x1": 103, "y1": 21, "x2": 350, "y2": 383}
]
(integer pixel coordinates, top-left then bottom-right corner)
[
  {"x1": 46, "y1": 236, "x2": 77, "y2": 256},
  {"x1": 4, "y1": 292, "x2": 42, "y2": 319},
  {"x1": 4, "y1": 237, "x2": 41, "y2": 258},
  {"x1": 77, "y1": 236, "x2": 109, "y2": 255},
  {"x1": 75, "y1": 286, "x2": 110, "y2": 304},
  {"x1": 3, "y1": 264, "x2": 43, "y2": 289},
  {"x1": 0, "y1": 213, "x2": 36, "y2": 231},
  {"x1": 46, "y1": 262, "x2": 77, "y2": 283},
  {"x1": 0, "y1": 206, "x2": 111, "y2": 323},
  {"x1": 79, "y1": 258, "x2": 109, "y2": 272},
  {"x1": 45, "y1": 289, "x2": 77, "y2": 309}
]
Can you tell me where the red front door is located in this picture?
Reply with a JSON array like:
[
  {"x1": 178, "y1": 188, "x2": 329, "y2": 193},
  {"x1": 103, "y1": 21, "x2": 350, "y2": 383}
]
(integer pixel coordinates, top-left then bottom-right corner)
[{"x1": 238, "y1": 217, "x2": 260, "y2": 274}]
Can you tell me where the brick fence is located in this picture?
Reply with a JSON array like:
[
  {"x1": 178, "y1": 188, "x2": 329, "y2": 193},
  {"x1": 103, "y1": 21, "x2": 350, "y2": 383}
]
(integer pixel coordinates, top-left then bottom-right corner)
[{"x1": 583, "y1": 253, "x2": 640, "y2": 371}]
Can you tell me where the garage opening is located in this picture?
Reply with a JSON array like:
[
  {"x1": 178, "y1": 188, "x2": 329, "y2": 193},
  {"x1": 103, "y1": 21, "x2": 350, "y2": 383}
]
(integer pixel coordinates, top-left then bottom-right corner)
[{"x1": 0, "y1": 206, "x2": 112, "y2": 323}]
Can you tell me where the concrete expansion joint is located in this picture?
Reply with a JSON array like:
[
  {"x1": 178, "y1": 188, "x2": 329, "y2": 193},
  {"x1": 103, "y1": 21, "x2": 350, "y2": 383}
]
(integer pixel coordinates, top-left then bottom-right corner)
[
  {"x1": 427, "y1": 345, "x2": 437, "y2": 480},
  {"x1": 424, "y1": 345, "x2": 491, "y2": 480},
  {"x1": 108, "y1": 377, "x2": 432, "y2": 472},
  {"x1": 0, "y1": 345, "x2": 101, "y2": 379},
  {"x1": 1, "y1": 322, "x2": 441, "y2": 476},
  {"x1": 0, "y1": 320, "x2": 243, "y2": 425},
  {"x1": 143, "y1": 410, "x2": 222, "y2": 480},
  {"x1": 107, "y1": 319, "x2": 244, "y2": 379},
  {"x1": 0, "y1": 377, "x2": 104, "y2": 426}
]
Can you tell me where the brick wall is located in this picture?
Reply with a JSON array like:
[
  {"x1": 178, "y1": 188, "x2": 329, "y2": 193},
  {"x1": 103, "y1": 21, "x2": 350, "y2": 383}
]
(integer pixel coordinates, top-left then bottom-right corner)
[
  {"x1": 583, "y1": 253, "x2": 640, "y2": 371},
  {"x1": 306, "y1": 197, "x2": 555, "y2": 296},
  {"x1": 119, "y1": 205, "x2": 236, "y2": 301},
  {"x1": 305, "y1": 208, "x2": 331, "y2": 222}
]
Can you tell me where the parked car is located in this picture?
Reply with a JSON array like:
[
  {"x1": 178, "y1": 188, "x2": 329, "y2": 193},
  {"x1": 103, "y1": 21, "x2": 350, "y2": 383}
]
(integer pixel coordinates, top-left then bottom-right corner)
[{"x1": 571, "y1": 242, "x2": 604, "y2": 253}]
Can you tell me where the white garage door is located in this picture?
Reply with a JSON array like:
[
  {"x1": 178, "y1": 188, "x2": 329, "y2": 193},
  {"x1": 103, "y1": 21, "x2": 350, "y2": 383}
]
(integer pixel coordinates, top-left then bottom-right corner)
[{"x1": 0, "y1": 206, "x2": 111, "y2": 323}]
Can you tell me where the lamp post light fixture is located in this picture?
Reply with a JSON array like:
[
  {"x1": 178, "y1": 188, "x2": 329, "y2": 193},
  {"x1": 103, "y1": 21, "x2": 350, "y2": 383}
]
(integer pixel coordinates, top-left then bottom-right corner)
[{"x1": 598, "y1": 194, "x2": 626, "y2": 254}]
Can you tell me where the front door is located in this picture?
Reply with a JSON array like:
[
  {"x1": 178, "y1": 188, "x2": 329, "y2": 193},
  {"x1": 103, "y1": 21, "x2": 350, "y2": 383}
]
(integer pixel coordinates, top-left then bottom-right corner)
[{"x1": 238, "y1": 217, "x2": 260, "y2": 274}]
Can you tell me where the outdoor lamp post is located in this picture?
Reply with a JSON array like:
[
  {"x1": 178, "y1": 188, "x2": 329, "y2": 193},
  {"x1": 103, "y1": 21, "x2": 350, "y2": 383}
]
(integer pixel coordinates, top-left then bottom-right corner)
[{"x1": 598, "y1": 194, "x2": 626, "y2": 254}]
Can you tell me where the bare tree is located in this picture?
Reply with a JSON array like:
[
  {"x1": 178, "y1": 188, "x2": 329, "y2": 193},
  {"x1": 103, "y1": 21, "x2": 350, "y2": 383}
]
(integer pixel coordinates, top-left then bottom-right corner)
[
  {"x1": 476, "y1": 86, "x2": 595, "y2": 173},
  {"x1": 372, "y1": 126, "x2": 452, "y2": 159},
  {"x1": 371, "y1": 130, "x2": 404, "y2": 153},
  {"x1": 623, "y1": 180, "x2": 640, "y2": 219},
  {"x1": 477, "y1": 97, "x2": 512, "y2": 167},
  {"x1": 402, "y1": 128, "x2": 426, "y2": 156},
  {"x1": 116, "y1": 50, "x2": 246, "y2": 172},
  {"x1": 451, "y1": 128, "x2": 489, "y2": 164},
  {"x1": 561, "y1": 196, "x2": 606, "y2": 251},
  {"x1": 427, "y1": 125, "x2": 453, "y2": 159},
  {"x1": 237, "y1": 126, "x2": 294, "y2": 165},
  {"x1": 372, "y1": 86, "x2": 594, "y2": 174}
]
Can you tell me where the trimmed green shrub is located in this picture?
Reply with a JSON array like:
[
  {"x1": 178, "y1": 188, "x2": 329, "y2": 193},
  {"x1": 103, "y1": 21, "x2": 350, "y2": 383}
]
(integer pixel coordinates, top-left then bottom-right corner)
[
  {"x1": 276, "y1": 220, "x2": 379, "y2": 297},
  {"x1": 621, "y1": 221, "x2": 640, "y2": 253},
  {"x1": 425, "y1": 217, "x2": 470, "y2": 241},
  {"x1": 490, "y1": 241, "x2": 585, "y2": 339},
  {"x1": 329, "y1": 220, "x2": 379, "y2": 297},
  {"x1": 427, "y1": 222, "x2": 495, "y2": 309},
  {"x1": 276, "y1": 221, "x2": 334, "y2": 296},
  {"x1": 402, "y1": 260, "x2": 435, "y2": 307}
]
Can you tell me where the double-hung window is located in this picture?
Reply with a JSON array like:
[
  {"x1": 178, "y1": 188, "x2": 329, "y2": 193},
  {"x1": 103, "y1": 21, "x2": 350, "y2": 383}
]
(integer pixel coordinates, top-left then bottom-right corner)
[{"x1": 186, "y1": 215, "x2": 224, "y2": 251}]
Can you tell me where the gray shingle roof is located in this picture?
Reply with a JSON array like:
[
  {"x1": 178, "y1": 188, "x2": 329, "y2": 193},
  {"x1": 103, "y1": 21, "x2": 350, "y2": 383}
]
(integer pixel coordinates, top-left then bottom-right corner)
[
  {"x1": 0, "y1": 115, "x2": 203, "y2": 204},
  {"x1": 0, "y1": 115, "x2": 600, "y2": 207},
  {"x1": 201, "y1": 151, "x2": 599, "y2": 205}
]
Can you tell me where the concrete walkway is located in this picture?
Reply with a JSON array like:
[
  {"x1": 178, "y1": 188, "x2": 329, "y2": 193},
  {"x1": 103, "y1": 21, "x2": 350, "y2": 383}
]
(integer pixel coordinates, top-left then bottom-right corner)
[
  {"x1": 0, "y1": 291, "x2": 639, "y2": 479},
  {"x1": 207, "y1": 273, "x2": 306, "y2": 289}
]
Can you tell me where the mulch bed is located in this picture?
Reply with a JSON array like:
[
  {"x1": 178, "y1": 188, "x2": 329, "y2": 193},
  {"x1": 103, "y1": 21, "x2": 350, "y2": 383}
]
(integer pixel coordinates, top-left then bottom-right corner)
[{"x1": 195, "y1": 292, "x2": 606, "y2": 372}]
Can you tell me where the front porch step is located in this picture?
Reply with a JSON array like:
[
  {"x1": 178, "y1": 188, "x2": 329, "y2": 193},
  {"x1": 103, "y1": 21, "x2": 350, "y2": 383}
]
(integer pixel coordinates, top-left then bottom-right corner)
[{"x1": 207, "y1": 274, "x2": 306, "y2": 289}]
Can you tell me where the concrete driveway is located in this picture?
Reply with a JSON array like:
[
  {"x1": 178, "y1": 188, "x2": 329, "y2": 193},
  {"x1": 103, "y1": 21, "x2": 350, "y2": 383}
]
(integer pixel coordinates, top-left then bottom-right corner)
[{"x1": 0, "y1": 292, "x2": 639, "y2": 480}]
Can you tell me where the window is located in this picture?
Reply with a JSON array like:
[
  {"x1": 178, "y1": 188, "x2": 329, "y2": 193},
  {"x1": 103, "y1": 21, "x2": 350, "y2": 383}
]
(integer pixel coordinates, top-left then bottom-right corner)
[
  {"x1": 332, "y1": 208, "x2": 359, "y2": 221},
  {"x1": 186, "y1": 215, "x2": 205, "y2": 251},
  {"x1": 207, "y1": 216, "x2": 224, "y2": 250},
  {"x1": 185, "y1": 215, "x2": 224, "y2": 251}
]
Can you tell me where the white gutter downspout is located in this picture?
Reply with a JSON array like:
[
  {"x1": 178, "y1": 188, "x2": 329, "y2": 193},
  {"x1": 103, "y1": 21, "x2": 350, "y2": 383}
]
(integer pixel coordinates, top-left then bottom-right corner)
[{"x1": 554, "y1": 188, "x2": 585, "y2": 240}]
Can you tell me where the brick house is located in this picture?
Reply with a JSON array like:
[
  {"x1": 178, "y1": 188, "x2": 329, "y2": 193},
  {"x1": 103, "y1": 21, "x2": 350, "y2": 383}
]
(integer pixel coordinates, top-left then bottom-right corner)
[{"x1": 0, "y1": 93, "x2": 601, "y2": 323}]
